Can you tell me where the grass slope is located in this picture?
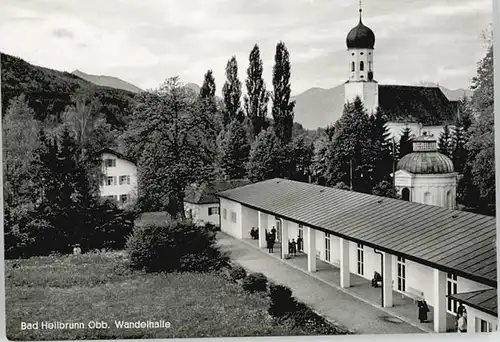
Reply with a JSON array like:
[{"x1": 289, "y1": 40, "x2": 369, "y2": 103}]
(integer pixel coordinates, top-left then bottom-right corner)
[{"x1": 5, "y1": 252, "x2": 307, "y2": 340}]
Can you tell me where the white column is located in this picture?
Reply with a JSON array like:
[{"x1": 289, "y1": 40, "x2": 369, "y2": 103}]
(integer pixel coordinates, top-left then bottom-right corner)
[
  {"x1": 382, "y1": 252, "x2": 393, "y2": 307},
  {"x1": 433, "y1": 269, "x2": 447, "y2": 333},
  {"x1": 466, "y1": 308, "x2": 475, "y2": 333},
  {"x1": 258, "y1": 211, "x2": 267, "y2": 249},
  {"x1": 340, "y1": 238, "x2": 350, "y2": 288},
  {"x1": 306, "y1": 227, "x2": 316, "y2": 272},
  {"x1": 281, "y1": 220, "x2": 289, "y2": 259}
]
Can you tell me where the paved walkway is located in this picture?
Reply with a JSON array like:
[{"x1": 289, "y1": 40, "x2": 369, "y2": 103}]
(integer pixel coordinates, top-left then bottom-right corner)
[{"x1": 218, "y1": 232, "x2": 445, "y2": 335}]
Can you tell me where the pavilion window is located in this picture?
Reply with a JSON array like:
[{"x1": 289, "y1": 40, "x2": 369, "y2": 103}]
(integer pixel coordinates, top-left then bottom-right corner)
[
  {"x1": 357, "y1": 244, "x2": 364, "y2": 275},
  {"x1": 360, "y1": 61, "x2": 364, "y2": 71},
  {"x1": 351, "y1": 61, "x2": 355, "y2": 72},
  {"x1": 446, "y1": 273, "x2": 458, "y2": 314}
]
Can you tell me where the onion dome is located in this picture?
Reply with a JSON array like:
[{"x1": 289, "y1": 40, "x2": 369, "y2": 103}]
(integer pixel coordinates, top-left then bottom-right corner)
[
  {"x1": 346, "y1": 9, "x2": 375, "y2": 49},
  {"x1": 397, "y1": 134, "x2": 454, "y2": 174}
]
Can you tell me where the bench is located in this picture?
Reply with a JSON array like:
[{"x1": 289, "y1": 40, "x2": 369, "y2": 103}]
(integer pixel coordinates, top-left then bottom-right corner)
[{"x1": 402, "y1": 287, "x2": 424, "y2": 302}]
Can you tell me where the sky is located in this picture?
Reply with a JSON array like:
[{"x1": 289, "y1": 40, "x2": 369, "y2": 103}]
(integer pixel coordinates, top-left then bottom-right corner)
[{"x1": 0, "y1": 0, "x2": 493, "y2": 95}]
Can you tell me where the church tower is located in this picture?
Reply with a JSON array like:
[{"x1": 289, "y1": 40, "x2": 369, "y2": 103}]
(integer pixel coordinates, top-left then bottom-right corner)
[
  {"x1": 394, "y1": 134, "x2": 458, "y2": 209},
  {"x1": 344, "y1": 5, "x2": 379, "y2": 114}
]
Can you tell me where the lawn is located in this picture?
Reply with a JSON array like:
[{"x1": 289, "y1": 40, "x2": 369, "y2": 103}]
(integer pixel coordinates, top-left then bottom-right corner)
[{"x1": 5, "y1": 251, "x2": 311, "y2": 340}]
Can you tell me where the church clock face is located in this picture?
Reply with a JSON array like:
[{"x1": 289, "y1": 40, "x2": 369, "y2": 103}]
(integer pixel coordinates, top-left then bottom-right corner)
[{"x1": 368, "y1": 71, "x2": 373, "y2": 81}]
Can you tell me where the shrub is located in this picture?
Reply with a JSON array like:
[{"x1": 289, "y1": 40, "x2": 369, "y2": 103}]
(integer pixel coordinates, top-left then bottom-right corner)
[
  {"x1": 242, "y1": 272, "x2": 268, "y2": 293},
  {"x1": 268, "y1": 284, "x2": 297, "y2": 317},
  {"x1": 230, "y1": 266, "x2": 247, "y2": 281},
  {"x1": 126, "y1": 219, "x2": 229, "y2": 273},
  {"x1": 204, "y1": 222, "x2": 219, "y2": 232}
]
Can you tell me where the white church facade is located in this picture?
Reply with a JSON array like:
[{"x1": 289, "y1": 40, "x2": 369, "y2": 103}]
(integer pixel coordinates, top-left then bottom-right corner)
[{"x1": 342, "y1": 8, "x2": 459, "y2": 142}]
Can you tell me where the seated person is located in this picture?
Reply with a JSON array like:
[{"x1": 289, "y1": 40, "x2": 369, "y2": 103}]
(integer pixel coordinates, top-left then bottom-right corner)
[{"x1": 371, "y1": 271, "x2": 382, "y2": 287}]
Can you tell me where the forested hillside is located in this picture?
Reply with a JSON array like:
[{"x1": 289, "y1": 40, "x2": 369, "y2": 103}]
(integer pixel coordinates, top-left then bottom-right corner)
[{"x1": 1, "y1": 53, "x2": 136, "y2": 129}]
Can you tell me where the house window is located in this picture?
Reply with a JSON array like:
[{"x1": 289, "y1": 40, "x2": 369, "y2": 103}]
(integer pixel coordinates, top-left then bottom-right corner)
[
  {"x1": 120, "y1": 194, "x2": 128, "y2": 203},
  {"x1": 368, "y1": 61, "x2": 372, "y2": 71},
  {"x1": 351, "y1": 61, "x2": 355, "y2": 72},
  {"x1": 106, "y1": 176, "x2": 116, "y2": 186},
  {"x1": 230, "y1": 211, "x2": 237, "y2": 223},
  {"x1": 360, "y1": 61, "x2": 364, "y2": 71},
  {"x1": 447, "y1": 273, "x2": 458, "y2": 314},
  {"x1": 351, "y1": 52, "x2": 355, "y2": 56},
  {"x1": 208, "y1": 207, "x2": 219, "y2": 216},
  {"x1": 223, "y1": 208, "x2": 227, "y2": 220},
  {"x1": 357, "y1": 244, "x2": 364, "y2": 275},
  {"x1": 119, "y1": 175, "x2": 129, "y2": 185},
  {"x1": 105, "y1": 159, "x2": 116, "y2": 167},
  {"x1": 360, "y1": 52, "x2": 364, "y2": 55},
  {"x1": 397, "y1": 256, "x2": 406, "y2": 292}
]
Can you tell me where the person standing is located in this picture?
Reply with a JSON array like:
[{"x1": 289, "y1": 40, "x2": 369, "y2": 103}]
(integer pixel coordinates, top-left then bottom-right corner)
[
  {"x1": 291, "y1": 239, "x2": 297, "y2": 256},
  {"x1": 269, "y1": 238, "x2": 275, "y2": 254},
  {"x1": 270, "y1": 226, "x2": 277, "y2": 242},
  {"x1": 297, "y1": 236, "x2": 303, "y2": 252},
  {"x1": 417, "y1": 300, "x2": 429, "y2": 323},
  {"x1": 457, "y1": 312, "x2": 467, "y2": 333}
]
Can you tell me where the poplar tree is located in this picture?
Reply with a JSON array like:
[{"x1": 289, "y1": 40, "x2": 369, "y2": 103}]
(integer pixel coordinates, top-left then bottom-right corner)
[
  {"x1": 271, "y1": 41, "x2": 295, "y2": 145},
  {"x1": 222, "y1": 56, "x2": 244, "y2": 126},
  {"x1": 244, "y1": 44, "x2": 270, "y2": 136}
]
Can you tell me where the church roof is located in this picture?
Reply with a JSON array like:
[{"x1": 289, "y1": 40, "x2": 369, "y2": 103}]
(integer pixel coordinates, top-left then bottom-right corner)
[
  {"x1": 378, "y1": 85, "x2": 456, "y2": 125},
  {"x1": 217, "y1": 178, "x2": 496, "y2": 287}
]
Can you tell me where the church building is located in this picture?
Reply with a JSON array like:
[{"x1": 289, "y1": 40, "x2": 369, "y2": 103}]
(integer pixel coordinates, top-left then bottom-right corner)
[{"x1": 341, "y1": 7, "x2": 460, "y2": 141}]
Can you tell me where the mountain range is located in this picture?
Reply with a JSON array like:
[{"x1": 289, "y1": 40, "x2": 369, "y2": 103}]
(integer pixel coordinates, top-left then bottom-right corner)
[
  {"x1": 4, "y1": 53, "x2": 471, "y2": 131},
  {"x1": 71, "y1": 69, "x2": 143, "y2": 94}
]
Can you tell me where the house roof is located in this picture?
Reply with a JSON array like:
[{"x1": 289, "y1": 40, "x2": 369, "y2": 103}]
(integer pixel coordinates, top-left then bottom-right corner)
[
  {"x1": 99, "y1": 147, "x2": 137, "y2": 165},
  {"x1": 378, "y1": 85, "x2": 456, "y2": 125},
  {"x1": 217, "y1": 178, "x2": 497, "y2": 287},
  {"x1": 448, "y1": 289, "x2": 497, "y2": 317},
  {"x1": 185, "y1": 179, "x2": 252, "y2": 204}
]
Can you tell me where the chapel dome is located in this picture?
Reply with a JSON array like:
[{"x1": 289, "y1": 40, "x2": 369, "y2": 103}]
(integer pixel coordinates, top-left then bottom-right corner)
[
  {"x1": 346, "y1": 11, "x2": 375, "y2": 49},
  {"x1": 397, "y1": 134, "x2": 455, "y2": 174}
]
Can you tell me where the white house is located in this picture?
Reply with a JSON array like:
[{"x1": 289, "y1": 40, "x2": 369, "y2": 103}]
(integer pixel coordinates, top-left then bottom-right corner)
[
  {"x1": 183, "y1": 179, "x2": 251, "y2": 227},
  {"x1": 99, "y1": 148, "x2": 138, "y2": 208},
  {"x1": 217, "y1": 178, "x2": 497, "y2": 333}
]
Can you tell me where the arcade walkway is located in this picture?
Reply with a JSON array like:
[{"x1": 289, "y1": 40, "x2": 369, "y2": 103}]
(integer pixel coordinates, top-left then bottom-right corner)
[{"x1": 217, "y1": 232, "x2": 456, "y2": 335}]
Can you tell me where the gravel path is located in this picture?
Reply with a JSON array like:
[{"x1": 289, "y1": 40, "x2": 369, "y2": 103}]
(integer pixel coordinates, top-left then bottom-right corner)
[{"x1": 218, "y1": 234, "x2": 426, "y2": 335}]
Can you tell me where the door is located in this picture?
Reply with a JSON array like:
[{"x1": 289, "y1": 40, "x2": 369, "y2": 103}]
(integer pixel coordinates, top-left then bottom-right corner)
[
  {"x1": 397, "y1": 256, "x2": 406, "y2": 292},
  {"x1": 325, "y1": 233, "x2": 331, "y2": 262}
]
